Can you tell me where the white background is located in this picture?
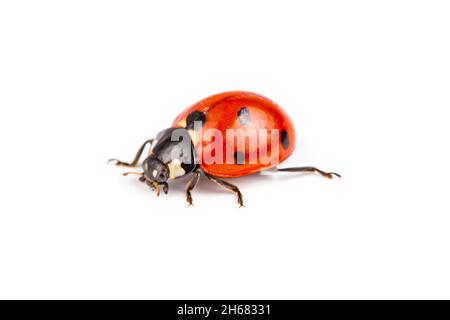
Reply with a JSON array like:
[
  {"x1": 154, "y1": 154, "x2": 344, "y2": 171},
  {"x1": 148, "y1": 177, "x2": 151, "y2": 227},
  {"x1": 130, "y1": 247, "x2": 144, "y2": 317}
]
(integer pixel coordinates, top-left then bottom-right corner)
[{"x1": 1, "y1": 1, "x2": 449, "y2": 299}]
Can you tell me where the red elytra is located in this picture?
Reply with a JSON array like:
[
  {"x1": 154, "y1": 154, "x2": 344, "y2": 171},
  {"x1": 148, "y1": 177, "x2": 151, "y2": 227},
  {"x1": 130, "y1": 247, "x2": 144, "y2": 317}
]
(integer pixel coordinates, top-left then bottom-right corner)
[{"x1": 172, "y1": 91, "x2": 296, "y2": 178}]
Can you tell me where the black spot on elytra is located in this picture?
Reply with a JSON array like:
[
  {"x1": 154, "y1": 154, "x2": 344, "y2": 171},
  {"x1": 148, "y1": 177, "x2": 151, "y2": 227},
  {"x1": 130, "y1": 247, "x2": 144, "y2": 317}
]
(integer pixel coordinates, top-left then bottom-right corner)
[
  {"x1": 237, "y1": 107, "x2": 250, "y2": 125},
  {"x1": 186, "y1": 111, "x2": 206, "y2": 130},
  {"x1": 281, "y1": 130, "x2": 290, "y2": 150},
  {"x1": 234, "y1": 151, "x2": 245, "y2": 165}
]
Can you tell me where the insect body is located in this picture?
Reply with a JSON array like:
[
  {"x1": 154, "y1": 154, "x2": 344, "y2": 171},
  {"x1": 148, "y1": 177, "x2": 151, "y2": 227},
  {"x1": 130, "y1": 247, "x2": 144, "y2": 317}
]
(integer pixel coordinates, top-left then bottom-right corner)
[{"x1": 109, "y1": 91, "x2": 340, "y2": 206}]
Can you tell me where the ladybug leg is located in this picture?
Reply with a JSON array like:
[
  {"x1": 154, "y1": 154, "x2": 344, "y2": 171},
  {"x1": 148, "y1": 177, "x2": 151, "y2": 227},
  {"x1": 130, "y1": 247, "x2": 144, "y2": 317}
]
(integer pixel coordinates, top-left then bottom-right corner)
[
  {"x1": 161, "y1": 182, "x2": 169, "y2": 195},
  {"x1": 204, "y1": 173, "x2": 244, "y2": 208},
  {"x1": 108, "y1": 139, "x2": 153, "y2": 167},
  {"x1": 185, "y1": 169, "x2": 201, "y2": 206},
  {"x1": 277, "y1": 166, "x2": 341, "y2": 179}
]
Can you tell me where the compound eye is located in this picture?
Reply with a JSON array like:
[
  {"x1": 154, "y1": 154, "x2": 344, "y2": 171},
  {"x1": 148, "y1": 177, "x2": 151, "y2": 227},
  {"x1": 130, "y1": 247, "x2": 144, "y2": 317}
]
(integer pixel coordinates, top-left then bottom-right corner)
[{"x1": 144, "y1": 158, "x2": 169, "y2": 182}]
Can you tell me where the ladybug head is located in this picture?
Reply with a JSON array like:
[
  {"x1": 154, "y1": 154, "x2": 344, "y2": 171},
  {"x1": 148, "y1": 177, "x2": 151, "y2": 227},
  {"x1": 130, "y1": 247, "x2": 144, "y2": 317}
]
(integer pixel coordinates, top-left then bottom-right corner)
[
  {"x1": 141, "y1": 128, "x2": 197, "y2": 186},
  {"x1": 143, "y1": 157, "x2": 170, "y2": 183}
]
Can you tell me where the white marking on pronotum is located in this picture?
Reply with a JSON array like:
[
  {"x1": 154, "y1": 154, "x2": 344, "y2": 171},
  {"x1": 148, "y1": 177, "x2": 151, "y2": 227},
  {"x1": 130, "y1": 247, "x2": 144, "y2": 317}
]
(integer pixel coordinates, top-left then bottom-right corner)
[
  {"x1": 168, "y1": 159, "x2": 185, "y2": 179},
  {"x1": 152, "y1": 169, "x2": 158, "y2": 178}
]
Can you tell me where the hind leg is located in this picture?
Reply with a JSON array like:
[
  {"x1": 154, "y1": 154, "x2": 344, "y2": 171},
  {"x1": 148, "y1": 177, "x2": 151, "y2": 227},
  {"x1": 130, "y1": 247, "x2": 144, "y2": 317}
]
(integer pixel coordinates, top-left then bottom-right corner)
[{"x1": 277, "y1": 166, "x2": 341, "y2": 179}]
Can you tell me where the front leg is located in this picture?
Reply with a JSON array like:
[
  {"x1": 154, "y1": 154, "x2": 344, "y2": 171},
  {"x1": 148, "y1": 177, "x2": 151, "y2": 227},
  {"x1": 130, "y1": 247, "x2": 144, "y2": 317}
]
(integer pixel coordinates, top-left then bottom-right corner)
[
  {"x1": 109, "y1": 139, "x2": 153, "y2": 167},
  {"x1": 161, "y1": 182, "x2": 169, "y2": 195},
  {"x1": 144, "y1": 179, "x2": 168, "y2": 196},
  {"x1": 185, "y1": 169, "x2": 201, "y2": 206}
]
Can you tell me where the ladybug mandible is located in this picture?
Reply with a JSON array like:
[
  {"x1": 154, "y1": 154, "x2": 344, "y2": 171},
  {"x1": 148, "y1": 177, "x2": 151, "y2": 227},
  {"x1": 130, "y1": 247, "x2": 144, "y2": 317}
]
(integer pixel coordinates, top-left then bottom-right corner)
[{"x1": 109, "y1": 91, "x2": 340, "y2": 207}]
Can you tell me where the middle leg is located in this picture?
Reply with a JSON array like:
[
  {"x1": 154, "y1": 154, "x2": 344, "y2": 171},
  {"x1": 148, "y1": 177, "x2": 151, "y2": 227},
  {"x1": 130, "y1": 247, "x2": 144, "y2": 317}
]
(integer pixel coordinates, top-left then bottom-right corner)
[{"x1": 204, "y1": 173, "x2": 244, "y2": 207}]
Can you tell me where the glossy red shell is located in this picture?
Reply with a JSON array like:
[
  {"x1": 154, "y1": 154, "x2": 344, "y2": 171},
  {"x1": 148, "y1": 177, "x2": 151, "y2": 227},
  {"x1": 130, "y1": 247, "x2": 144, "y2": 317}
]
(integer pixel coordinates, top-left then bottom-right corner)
[{"x1": 172, "y1": 91, "x2": 296, "y2": 178}]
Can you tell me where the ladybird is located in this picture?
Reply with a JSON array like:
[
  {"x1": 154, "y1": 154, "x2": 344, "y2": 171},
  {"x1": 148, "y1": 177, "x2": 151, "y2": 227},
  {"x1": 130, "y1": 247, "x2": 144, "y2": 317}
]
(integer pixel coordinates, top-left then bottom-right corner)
[{"x1": 109, "y1": 91, "x2": 340, "y2": 207}]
